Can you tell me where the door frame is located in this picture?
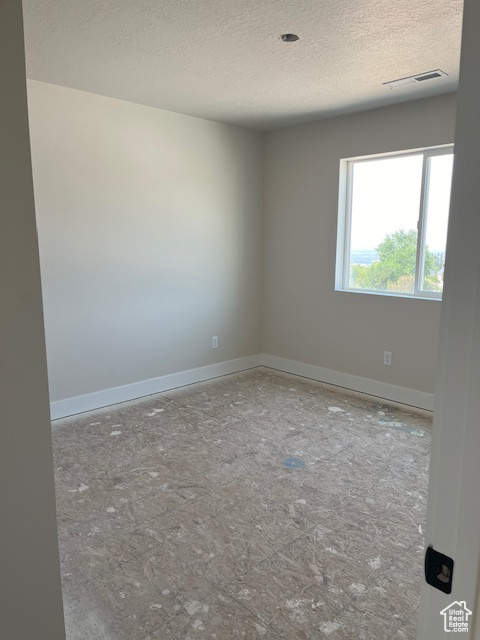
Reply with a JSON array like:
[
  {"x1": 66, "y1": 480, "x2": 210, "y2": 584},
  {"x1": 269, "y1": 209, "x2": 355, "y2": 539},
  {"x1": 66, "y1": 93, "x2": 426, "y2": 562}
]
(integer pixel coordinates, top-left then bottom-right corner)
[{"x1": 418, "y1": 0, "x2": 480, "y2": 637}]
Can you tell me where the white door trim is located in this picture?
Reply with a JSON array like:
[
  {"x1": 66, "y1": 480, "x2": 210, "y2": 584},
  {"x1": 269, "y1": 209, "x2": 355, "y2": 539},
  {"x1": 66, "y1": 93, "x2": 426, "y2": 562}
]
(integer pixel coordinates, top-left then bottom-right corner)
[{"x1": 418, "y1": 1, "x2": 480, "y2": 637}]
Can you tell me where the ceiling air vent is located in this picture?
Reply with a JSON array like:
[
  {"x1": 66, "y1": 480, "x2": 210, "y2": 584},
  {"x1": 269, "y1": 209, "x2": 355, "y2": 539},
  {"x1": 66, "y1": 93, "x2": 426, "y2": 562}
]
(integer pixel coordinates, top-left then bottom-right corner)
[{"x1": 384, "y1": 69, "x2": 448, "y2": 89}]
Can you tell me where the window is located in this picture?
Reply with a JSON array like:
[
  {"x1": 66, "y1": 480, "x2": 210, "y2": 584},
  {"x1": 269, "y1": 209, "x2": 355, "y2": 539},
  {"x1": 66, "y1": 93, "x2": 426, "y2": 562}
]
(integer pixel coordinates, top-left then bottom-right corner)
[{"x1": 336, "y1": 145, "x2": 454, "y2": 299}]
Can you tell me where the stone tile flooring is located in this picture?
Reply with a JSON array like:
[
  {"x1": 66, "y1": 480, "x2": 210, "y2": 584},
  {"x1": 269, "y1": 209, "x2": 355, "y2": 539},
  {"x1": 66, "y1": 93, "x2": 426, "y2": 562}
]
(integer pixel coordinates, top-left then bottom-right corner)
[{"x1": 52, "y1": 367, "x2": 431, "y2": 639}]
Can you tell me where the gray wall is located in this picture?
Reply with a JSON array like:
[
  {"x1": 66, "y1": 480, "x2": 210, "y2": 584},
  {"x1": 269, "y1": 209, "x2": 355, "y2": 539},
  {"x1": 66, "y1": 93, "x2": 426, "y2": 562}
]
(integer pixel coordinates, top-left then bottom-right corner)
[
  {"x1": 27, "y1": 81, "x2": 263, "y2": 403},
  {"x1": 27, "y1": 81, "x2": 458, "y2": 405},
  {"x1": 0, "y1": 3, "x2": 65, "y2": 639},
  {"x1": 263, "y1": 94, "x2": 457, "y2": 395}
]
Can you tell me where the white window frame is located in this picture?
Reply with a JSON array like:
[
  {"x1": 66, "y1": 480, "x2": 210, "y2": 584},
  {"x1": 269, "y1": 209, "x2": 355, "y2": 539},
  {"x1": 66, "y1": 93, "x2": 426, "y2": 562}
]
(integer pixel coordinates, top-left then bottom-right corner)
[{"x1": 335, "y1": 144, "x2": 454, "y2": 300}]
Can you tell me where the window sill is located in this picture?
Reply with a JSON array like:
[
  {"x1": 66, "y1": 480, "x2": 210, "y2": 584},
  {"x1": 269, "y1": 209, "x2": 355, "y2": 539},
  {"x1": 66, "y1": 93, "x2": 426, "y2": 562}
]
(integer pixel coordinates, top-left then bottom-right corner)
[{"x1": 335, "y1": 287, "x2": 442, "y2": 302}]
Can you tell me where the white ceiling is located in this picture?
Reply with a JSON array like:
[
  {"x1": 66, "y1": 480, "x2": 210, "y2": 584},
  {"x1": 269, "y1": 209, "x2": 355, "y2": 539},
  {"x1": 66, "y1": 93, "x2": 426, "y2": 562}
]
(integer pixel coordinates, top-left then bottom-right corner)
[{"x1": 23, "y1": 0, "x2": 463, "y2": 131}]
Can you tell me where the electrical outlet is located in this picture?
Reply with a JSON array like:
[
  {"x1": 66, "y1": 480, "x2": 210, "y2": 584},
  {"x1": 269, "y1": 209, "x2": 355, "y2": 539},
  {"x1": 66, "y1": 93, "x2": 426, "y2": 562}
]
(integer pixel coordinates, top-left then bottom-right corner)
[
  {"x1": 384, "y1": 351, "x2": 392, "y2": 366},
  {"x1": 212, "y1": 336, "x2": 218, "y2": 349}
]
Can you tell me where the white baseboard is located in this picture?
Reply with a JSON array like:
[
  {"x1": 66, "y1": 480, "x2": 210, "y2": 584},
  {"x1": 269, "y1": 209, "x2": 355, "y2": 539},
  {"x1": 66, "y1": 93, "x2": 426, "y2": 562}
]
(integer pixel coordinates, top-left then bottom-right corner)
[
  {"x1": 50, "y1": 355, "x2": 262, "y2": 420},
  {"x1": 261, "y1": 354, "x2": 434, "y2": 411},
  {"x1": 50, "y1": 352, "x2": 433, "y2": 419}
]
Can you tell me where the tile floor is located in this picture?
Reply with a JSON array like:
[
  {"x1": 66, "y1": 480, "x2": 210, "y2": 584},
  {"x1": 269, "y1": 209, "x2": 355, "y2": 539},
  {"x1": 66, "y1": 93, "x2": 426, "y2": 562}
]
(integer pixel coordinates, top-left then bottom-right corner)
[{"x1": 52, "y1": 367, "x2": 431, "y2": 640}]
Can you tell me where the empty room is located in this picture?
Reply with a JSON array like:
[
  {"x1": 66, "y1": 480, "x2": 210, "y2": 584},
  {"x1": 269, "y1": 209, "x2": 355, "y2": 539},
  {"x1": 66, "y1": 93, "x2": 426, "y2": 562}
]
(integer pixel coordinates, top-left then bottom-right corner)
[{"x1": 4, "y1": 0, "x2": 480, "y2": 639}]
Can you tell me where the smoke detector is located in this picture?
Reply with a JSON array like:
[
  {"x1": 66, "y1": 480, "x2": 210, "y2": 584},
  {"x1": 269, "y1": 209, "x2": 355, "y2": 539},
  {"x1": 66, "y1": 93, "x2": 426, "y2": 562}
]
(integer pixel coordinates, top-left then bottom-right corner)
[{"x1": 384, "y1": 69, "x2": 448, "y2": 89}]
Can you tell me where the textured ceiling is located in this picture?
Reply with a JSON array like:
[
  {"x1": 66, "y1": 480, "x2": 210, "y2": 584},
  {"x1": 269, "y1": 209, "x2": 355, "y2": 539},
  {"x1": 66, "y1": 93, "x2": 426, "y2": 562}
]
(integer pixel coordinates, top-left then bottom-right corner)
[{"x1": 23, "y1": 0, "x2": 463, "y2": 130}]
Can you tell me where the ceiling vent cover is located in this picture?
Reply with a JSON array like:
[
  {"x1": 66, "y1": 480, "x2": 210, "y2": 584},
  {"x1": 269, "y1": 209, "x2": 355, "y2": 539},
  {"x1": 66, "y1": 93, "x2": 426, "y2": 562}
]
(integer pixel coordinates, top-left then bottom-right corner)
[{"x1": 384, "y1": 69, "x2": 448, "y2": 89}]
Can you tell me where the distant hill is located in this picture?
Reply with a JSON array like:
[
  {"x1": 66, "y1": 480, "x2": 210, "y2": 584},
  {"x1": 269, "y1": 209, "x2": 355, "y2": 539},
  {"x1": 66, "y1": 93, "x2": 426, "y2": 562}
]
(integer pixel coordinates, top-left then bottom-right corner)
[
  {"x1": 351, "y1": 248, "x2": 445, "y2": 269},
  {"x1": 350, "y1": 249, "x2": 379, "y2": 266}
]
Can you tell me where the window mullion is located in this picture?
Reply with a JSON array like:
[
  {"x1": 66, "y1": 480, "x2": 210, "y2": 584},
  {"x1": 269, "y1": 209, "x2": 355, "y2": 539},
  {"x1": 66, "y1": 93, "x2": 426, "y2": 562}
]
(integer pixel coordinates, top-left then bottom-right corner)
[{"x1": 415, "y1": 154, "x2": 430, "y2": 295}]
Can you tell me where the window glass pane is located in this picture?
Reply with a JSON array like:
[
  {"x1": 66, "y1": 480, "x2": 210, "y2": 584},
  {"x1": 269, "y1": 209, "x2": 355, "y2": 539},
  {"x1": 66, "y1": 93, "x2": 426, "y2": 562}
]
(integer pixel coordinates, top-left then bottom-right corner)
[
  {"x1": 348, "y1": 155, "x2": 423, "y2": 294},
  {"x1": 421, "y1": 154, "x2": 454, "y2": 293}
]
